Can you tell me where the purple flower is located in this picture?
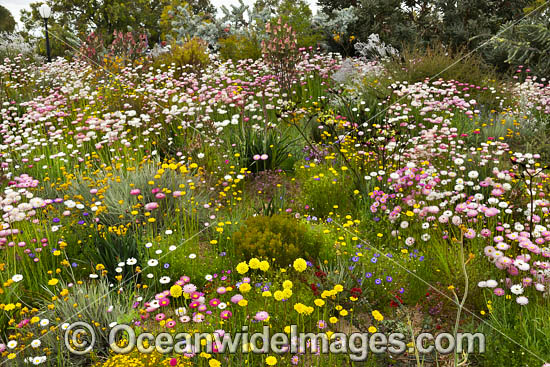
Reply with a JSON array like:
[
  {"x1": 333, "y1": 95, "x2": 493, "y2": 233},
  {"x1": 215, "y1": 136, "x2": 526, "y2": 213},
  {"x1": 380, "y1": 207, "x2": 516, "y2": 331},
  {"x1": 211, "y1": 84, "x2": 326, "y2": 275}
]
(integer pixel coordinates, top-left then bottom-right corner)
[{"x1": 375, "y1": 278, "x2": 382, "y2": 285}]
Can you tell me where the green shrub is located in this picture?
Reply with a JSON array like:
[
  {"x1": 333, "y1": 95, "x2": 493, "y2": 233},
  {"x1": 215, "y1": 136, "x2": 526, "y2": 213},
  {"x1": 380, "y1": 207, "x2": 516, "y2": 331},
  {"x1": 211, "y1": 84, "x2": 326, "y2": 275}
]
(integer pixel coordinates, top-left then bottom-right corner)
[
  {"x1": 232, "y1": 214, "x2": 322, "y2": 266},
  {"x1": 152, "y1": 38, "x2": 210, "y2": 77},
  {"x1": 295, "y1": 163, "x2": 356, "y2": 218},
  {"x1": 218, "y1": 34, "x2": 262, "y2": 61},
  {"x1": 385, "y1": 43, "x2": 497, "y2": 85},
  {"x1": 486, "y1": 13, "x2": 550, "y2": 78},
  {"x1": 384, "y1": 43, "x2": 513, "y2": 109}
]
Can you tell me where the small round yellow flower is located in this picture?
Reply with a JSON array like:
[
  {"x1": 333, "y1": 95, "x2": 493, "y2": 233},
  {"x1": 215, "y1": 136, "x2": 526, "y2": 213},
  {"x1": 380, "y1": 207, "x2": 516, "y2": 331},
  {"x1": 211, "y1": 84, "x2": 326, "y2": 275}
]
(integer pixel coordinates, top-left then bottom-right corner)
[
  {"x1": 282, "y1": 288, "x2": 292, "y2": 299},
  {"x1": 372, "y1": 310, "x2": 384, "y2": 321},
  {"x1": 170, "y1": 285, "x2": 182, "y2": 298},
  {"x1": 259, "y1": 261, "x2": 270, "y2": 271},
  {"x1": 265, "y1": 356, "x2": 277, "y2": 365},
  {"x1": 48, "y1": 278, "x2": 59, "y2": 286},
  {"x1": 274, "y1": 291, "x2": 284, "y2": 301},
  {"x1": 293, "y1": 258, "x2": 307, "y2": 272},
  {"x1": 236, "y1": 262, "x2": 249, "y2": 274},
  {"x1": 239, "y1": 283, "x2": 251, "y2": 293},
  {"x1": 314, "y1": 299, "x2": 325, "y2": 307},
  {"x1": 249, "y1": 258, "x2": 260, "y2": 269}
]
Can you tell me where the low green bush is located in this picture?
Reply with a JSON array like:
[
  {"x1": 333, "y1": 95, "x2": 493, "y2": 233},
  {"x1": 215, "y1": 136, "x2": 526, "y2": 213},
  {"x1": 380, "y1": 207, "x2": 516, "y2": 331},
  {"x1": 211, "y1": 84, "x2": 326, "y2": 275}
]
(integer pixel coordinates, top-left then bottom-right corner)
[
  {"x1": 232, "y1": 214, "x2": 322, "y2": 266},
  {"x1": 218, "y1": 33, "x2": 262, "y2": 61},
  {"x1": 152, "y1": 38, "x2": 210, "y2": 77}
]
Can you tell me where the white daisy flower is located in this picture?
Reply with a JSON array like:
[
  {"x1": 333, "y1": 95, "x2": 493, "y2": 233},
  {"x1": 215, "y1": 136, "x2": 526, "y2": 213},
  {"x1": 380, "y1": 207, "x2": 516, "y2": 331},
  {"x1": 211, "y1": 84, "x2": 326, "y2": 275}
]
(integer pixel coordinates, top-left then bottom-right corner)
[
  {"x1": 12, "y1": 274, "x2": 23, "y2": 282},
  {"x1": 516, "y1": 296, "x2": 529, "y2": 305},
  {"x1": 510, "y1": 284, "x2": 524, "y2": 295},
  {"x1": 31, "y1": 339, "x2": 41, "y2": 348},
  {"x1": 7, "y1": 340, "x2": 17, "y2": 349}
]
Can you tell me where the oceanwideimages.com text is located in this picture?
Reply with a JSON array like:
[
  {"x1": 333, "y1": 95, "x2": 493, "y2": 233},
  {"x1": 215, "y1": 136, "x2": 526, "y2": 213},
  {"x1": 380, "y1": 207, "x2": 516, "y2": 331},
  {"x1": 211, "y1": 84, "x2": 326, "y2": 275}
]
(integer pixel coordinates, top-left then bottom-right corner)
[{"x1": 65, "y1": 322, "x2": 485, "y2": 361}]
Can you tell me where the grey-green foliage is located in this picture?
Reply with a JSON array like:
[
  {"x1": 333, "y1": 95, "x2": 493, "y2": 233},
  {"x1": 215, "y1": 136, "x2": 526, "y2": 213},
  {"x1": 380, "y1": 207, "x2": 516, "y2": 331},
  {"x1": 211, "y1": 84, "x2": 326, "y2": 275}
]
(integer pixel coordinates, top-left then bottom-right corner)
[
  {"x1": 488, "y1": 14, "x2": 550, "y2": 77},
  {"x1": 168, "y1": 0, "x2": 274, "y2": 48},
  {"x1": 313, "y1": 6, "x2": 357, "y2": 36},
  {"x1": 37, "y1": 279, "x2": 136, "y2": 366},
  {"x1": 169, "y1": 3, "x2": 222, "y2": 47},
  {"x1": 220, "y1": 0, "x2": 273, "y2": 38}
]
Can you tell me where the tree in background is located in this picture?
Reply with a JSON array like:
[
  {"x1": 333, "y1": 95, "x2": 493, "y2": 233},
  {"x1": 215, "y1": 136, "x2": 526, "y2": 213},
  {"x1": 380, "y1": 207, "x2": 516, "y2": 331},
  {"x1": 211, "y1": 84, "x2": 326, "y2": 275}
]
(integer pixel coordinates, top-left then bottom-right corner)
[
  {"x1": 0, "y1": 5, "x2": 16, "y2": 33},
  {"x1": 19, "y1": 0, "x2": 199, "y2": 44},
  {"x1": 432, "y1": 0, "x2": 531, "y2": 49},
  {"x1": 316, "y1": 0, "x2": 532, "y2": 54},
  {"x1": 485, "y1": 1, "x2": 550, "y2": 77},
  {"x1": 313, "y1": 6, "x2": 358, "y2": 56},
  {"x1": 276, "y1": 0, "x2": 322, "y2": 49},
  {"x1": 160, "y1": 0, "x2": 217, "y2": 40},
  {"x1": 318, "y1": 0, "x2": 359, "y2": 11}
]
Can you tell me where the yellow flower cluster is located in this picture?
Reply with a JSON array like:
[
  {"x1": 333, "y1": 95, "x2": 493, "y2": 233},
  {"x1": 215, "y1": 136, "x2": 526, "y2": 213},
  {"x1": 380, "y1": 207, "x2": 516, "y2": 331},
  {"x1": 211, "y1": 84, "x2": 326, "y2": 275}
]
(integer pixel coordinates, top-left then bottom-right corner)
[{"x1": 293, "y1": 303, "x2": 314, "y2": 315}]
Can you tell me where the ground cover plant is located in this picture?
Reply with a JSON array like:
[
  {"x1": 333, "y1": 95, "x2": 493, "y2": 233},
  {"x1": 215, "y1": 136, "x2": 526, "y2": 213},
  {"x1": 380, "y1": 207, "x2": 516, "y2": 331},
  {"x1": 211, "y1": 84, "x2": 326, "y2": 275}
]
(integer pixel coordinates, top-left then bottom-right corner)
[{"x1": 1, "y1": 1, "x2": 550, "y2": 366}]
